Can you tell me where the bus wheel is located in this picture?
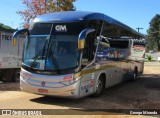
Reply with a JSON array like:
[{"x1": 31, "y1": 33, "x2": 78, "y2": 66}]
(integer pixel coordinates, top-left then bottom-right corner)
[
  {"x1": 12, "y1": 69, "x2": 20, "y2": 82},
  {"x1": 131, "y1": 68, "x2": 138, "y2": 82},
  {"x1": 92, "y1": 76, "x2": 105, "y2": 97}
]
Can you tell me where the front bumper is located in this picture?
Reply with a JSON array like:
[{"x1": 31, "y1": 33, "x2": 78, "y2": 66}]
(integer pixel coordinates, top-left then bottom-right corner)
[
  {"x1": 20, "y1": 68, "x2": 81, "y2": 98},
  {"x1": 20, "y1": 77, "x2": 81, "y2": 98}
]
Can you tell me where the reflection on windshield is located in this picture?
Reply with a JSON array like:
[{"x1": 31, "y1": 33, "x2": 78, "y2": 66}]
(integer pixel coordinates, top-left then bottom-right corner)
[{"x1": 23, "y1": 35, "x2": 79, "y2": 70}]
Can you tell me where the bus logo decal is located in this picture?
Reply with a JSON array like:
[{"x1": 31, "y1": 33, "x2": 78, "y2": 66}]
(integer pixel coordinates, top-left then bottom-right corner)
[
  {"x1": 81, "y1": 85, "x2": 89, "y2": 90},
  {"x1": 41, "y1": 81, "x2": 45, "y2": 86},
  {"x1": 55, "y1": 25, "x2": 67, "y2": 32}
]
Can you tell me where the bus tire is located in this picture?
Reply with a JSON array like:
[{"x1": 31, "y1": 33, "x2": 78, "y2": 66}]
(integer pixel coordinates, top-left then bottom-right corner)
[
  {"x1": 12, "y1": 69, "x2": 20, "y2": 82},
  {"x1": 131, "y1": 68, "x2": 138, "y2": 82},
  {"x1": 0, "y1": 71, "x2": 2, "y2": 81},
  {"x1": 1, "y1": 69, "x2": 13, "y2": 82},
  {"x1": 92, "y1": 75, "x2": 105, "y2": 97}
]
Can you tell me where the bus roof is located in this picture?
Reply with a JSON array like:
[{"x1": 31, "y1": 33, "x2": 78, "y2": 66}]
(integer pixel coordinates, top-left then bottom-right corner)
[{"x1": 33, "y1": 11, "x2": 144, "y2": 38}]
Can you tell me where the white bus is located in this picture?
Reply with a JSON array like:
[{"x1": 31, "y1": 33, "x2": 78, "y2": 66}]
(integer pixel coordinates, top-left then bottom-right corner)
[{"x1": 13, "y1": 11, "x2": 145, "y2": 98}]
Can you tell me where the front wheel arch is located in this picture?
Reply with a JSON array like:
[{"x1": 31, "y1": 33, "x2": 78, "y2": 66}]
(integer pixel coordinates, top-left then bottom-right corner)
[{"x1": 92, "y1": 73, "x2": 106, "y2": 97}]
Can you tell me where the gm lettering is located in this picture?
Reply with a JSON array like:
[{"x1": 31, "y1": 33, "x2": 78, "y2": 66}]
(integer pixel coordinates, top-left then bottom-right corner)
[{"x1": 55, "y1": 25, "x2": 67, "y2": 32}]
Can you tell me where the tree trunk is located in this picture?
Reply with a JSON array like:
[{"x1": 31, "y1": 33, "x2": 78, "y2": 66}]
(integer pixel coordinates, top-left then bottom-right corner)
[{"x1": 157, "y1": 39, "x2": 160, "y2": 51}]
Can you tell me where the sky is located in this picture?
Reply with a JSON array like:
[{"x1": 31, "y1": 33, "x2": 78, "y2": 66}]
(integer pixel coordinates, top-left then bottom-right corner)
[{"x1": 0, "y1": 0, "x2": 160, "y2": 34}]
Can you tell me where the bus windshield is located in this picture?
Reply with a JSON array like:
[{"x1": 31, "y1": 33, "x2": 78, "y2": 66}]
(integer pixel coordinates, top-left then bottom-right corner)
[{"x1": 23, "y1": 22, "x2": 84, "y2": 71}]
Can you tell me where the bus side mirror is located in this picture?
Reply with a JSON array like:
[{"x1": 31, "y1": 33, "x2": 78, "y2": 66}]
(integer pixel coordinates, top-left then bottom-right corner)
[
  {"x1": 98, "y1": 36, "x2": 110, "y2": 48},
  {"x1": 13, "y1": 29, "x2": 29, "y2": 38},
  {"x1": 78, "y1": 28, "x2": 95, "y2": 49},
  {"x1": 12, "y1": 29, "x2": 29, "y2": 46}
]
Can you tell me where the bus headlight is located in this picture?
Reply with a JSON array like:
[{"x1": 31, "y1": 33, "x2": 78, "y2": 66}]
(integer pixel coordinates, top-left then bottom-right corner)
[
  {"x1": 73, "y1": 72, "x2": 81, "y2": 81},
  {"x1": 20, "y1": 73, "x2": 28, "y2": 81},
  {"x1": 60, "y1": 80, "x2": 75, "y2": 86},
  {"x1": 20, "y1": 70, "x2": 32, "y2": 81}
]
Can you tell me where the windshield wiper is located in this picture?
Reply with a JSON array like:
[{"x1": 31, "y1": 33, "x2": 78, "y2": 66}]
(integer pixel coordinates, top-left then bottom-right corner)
[
  {"x1": 46, "y1": 39, "x2": 61, "y2": 74},
  {"x1": 48, "y1": 49, "x2": 61, "y2": 74},
  {"x1": 30, "y1": 39, "x2": 48, "y2": 68}
]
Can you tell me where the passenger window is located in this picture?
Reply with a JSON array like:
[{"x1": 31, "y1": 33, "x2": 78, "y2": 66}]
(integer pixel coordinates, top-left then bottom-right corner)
[
  {"x1": 81, "y1": 20, "x2": 103, "y2": 68},
  {"x1": 97, "y1": 39, "x2": 129, "y2": 61},
  {"x1": 82, "y1": 32, "x2": 96, "y2": 67},
  {"x1": 102, "y1": 22, "x2": 134, "y2": 38},
  {"x1": 109, "y1": 40, "x2": 129, "y2": 49},
  {"x1": 96, "y1": 37, "x2": 110, "y2": 61},
  {"x1": 108, "y1": 40, "x2": 129, "y2": 60}
]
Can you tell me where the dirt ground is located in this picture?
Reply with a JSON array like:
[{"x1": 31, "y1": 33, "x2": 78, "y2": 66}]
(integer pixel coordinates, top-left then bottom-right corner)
[{"x1": 0, "y1": 82, "x2": 20, "y2": 91}]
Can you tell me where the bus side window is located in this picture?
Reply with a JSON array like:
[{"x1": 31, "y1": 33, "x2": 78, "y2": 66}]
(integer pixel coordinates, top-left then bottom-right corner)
[
  {"x1": 96, "y1": 37, "x2": 110, "y2": 61},
  {"x1": 82, "y1": 20, "x2": 103, "y2": 68},
  {"x1": 109, "y1": 40, "x2": 129, "y2": 60},
  {"x1": 82, "y1": 32, "x2": 96, "y2": 67}
]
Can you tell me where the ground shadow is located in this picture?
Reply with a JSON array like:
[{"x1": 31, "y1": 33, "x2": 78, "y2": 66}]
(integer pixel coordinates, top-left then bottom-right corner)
[{"x1": 30, "y1": 74, "x2": 160, "y2": 115}]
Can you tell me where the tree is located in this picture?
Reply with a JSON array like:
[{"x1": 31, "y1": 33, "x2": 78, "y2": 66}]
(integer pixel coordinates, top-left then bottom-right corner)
[
  {"x1": 0, "y1": 23, "x2": 15, "y2": 33},
  {"x1": 17, "y1": 0, "x2": 76, "y2": 28},
  {"x1": 147, "y1": 14, "x2": 160, "y2": 51}
]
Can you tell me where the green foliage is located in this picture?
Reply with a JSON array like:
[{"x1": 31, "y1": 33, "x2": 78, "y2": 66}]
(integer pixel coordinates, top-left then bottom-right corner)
[
  {"x1": 146, "y1": 54, "x2": 153, "y2": 61},
  {"x1": 146, "y1": 36, "x2": 157, "y2": 51},
  {"x1": 147, "y1": 14, "x2": 160, "y2": 51},
  {"x1": 0, "y1": 23, "x2": 15, "y2": 33},
  {"x1": 145, "y1": 60, "x2": 157, "y2": 62}
]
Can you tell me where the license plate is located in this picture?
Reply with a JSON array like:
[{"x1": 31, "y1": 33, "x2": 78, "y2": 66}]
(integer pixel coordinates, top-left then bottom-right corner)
[{"x1": 38, "y1": 88, "x2": 48, "y2": 93}]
